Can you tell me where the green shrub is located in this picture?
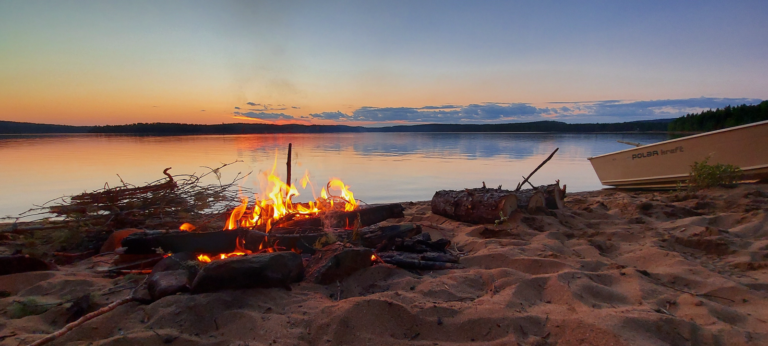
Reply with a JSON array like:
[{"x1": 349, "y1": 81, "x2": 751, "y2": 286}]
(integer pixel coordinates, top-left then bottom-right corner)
[{"x1": 688, "y1": 157, "x2": 742, "y2": 189}]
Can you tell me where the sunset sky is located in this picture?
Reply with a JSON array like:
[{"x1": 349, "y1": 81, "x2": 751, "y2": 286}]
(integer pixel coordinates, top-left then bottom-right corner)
[{"x1": 1, "y1": 1, "x2": 766, "y2": 126}]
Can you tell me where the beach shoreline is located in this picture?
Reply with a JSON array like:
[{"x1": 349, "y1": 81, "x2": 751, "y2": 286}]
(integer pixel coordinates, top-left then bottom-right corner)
[{"x1": 1, "y1": 184, "x2": 767, "y2": 345}]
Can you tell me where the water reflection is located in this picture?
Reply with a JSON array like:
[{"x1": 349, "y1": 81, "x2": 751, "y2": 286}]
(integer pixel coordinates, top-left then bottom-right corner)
[{"x1": 0, "y1": 132, "x2": 669, "y2": 217}]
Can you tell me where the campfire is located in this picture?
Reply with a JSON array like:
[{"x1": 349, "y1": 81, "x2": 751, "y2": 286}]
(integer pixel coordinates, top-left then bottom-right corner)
[{"x1": 176, "y1": 144, "x2": 364, "y2": 263}]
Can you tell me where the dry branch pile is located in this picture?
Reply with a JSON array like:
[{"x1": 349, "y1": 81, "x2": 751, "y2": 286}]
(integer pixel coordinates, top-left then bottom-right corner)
[{"x1": 1, "y1": 162, "x2": 250, "y2": 254}]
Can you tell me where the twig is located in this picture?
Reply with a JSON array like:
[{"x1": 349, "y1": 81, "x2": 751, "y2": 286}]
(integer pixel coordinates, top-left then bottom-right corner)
[
  {"x1": 515, "y1": 148, "x2": 559, "y2": 192},
  {"x1": 29, "y1": 277, "x2": 148, "y2": 346},
  {"x1": 286, "y1": 143, "x2": 292, "y2": 190},
  {"x1": 522, "y1": 176, "x2": 535, "y2": 189}
]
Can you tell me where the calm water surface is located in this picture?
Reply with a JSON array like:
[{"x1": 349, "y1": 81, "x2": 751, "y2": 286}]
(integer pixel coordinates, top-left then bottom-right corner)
[{"x1": 0, "y1": 132, "x2": 670, "y2": 218}]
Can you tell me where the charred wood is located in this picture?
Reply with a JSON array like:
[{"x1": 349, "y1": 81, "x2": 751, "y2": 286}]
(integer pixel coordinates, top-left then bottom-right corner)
[
  {"x1": 280, "y1": 203, "x2": 405, "y2": 229},
  {"x1": 377, "y1": 252, "x2": 463, "y2": 270},
  {"x1": 360, "y1": 223, "x2": 422, "y2": 249}
]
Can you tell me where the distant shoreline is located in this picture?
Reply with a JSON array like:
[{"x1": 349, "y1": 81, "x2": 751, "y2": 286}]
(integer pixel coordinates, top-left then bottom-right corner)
[{"x1": 0, "y1": 119, "x2": 677, "y2": 135}]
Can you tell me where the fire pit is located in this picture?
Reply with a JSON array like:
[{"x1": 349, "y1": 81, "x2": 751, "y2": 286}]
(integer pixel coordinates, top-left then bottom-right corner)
[{"x1": 115, "y1": 144, "x2": 461, "y2": 299}]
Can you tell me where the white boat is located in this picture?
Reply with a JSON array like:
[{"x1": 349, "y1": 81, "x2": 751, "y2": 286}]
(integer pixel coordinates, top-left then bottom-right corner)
[{"x1": 588, "y1": 120, "x2": 768, "y2": 188}]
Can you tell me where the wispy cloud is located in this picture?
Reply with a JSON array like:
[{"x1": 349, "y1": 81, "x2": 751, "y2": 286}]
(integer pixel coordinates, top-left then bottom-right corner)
[{"x1": 234, "y1": 111, "x2": 294, "y2": 121}]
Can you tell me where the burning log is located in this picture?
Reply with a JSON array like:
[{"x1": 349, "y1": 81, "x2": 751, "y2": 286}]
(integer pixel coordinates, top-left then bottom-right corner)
[
  {"x1": 280, "y1": 203, "x2": 405, "y2": 229},
  {"x1": 121, "y1": 229, "x2": 241, "y2": 255},
  {"x1": 431, "y1": 188, "x2": 519, "y2": 224},
  {"x1": 190, "y1": 251, "x2": 304, "y2": 293}
]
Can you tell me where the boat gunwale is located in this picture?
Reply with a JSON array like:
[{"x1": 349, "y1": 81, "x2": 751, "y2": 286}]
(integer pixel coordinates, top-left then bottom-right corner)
[{"x1": 587, "y1": 119, "x2": 768, "y2": 161}]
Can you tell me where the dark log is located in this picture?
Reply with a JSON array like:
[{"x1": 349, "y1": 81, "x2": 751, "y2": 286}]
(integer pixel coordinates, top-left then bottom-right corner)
[
  {"x1": 0, "y1": 255, "x2": 57, "y2": 276},
  {"x1": 121, "y1": 229, "x2": 241, "y2": 255},
  {"x1": 543, "y1": 180, "x2": 566, "y2": 210},
  {"x1": 377, "y1": 252, "x2": 463, "y2": 270},
  {"x1": 360, "y1": 223, "x2": 422, "y2": 248},
  {"x1": 516, "y1": 190, "x2": 546, "y2": 212},
  {"x1": 191, "y1": 251, "x2": 304, "y2": 293},
  {"x1": 431, "y1": 188, "x2": 518, "y2": 224},
  {"x1": 121, "y1": 227, "x2": 352, "y2": 255},
  {"x1": 398, "y1": 235, "x2": 451, "y2": 254},
  {"x1": 280, "y1": 203, "x2": 405, "y2": 229},
  {"x1": 305, "y1": 244, "x2": 373, "y2": 284}
]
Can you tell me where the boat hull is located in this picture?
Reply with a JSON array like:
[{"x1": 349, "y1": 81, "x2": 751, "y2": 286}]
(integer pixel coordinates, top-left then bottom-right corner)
[{"x1": 588, "y1": 120, "x2": 768, "y2": 188}]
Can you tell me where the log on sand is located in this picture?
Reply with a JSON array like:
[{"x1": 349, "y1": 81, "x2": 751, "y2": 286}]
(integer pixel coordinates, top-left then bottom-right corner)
[
  {"x1": 516, "y1": 189, "x2": 546, "y2": 212},
  {"x1": 431, "y1": 188, "x2": 519, "y2": 224},
  {"x1": 543, "y1": 180, "x2": 566, "y2": 210},
  {"x1": 431, "y1": 182, "x2": 567, "y2": 224}
]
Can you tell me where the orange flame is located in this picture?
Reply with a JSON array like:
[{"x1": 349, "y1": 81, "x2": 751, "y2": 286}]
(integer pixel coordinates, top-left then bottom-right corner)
[{"x1": 191, "y1": 151, "x2": 360, "y2": 262}]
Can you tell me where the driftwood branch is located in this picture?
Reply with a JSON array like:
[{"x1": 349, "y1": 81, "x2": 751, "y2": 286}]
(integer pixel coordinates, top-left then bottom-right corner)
[
  {"x1": 29, "y1": 277, "x2": 148, "y2": 346},
  {"x1": 516, "y1": 148, "x2": 559, "y2": 192}
]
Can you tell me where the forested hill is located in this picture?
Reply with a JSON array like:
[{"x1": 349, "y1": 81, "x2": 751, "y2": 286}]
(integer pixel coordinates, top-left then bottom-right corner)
[
  {"x1": 668, "y1": 101, "x2": 768, "y2": 132},
  {"x1": 0, "y1": 120, "x2": 91, "y2": 134}
]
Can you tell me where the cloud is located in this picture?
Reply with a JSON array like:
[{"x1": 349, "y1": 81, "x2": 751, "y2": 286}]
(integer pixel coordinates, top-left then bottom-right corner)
[
  {"x1": 234, "y1": 111, "x2": 294, "y2": 121},
  {"x1": 246, "y1": 102, "x2": 259, "y2": 106},
  {"x1": 201, "y1": 110, "x2": 206, "y2": 112},
  {"x1": 309, "y1": 111, "x2": 351, "y2": 121},
  {"x1": 551, "y1": 97, "x2": 763, "y2": 122},
  {"x1": 236, "y1": 97, "x2": 763, "y2": 125},
  {"x1": 309, "y1": 103, "x2": 545, "y2": 123}
]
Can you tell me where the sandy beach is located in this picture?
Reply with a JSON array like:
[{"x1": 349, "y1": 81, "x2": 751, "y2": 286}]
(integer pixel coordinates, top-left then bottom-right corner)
[{"x1": 2, "y1": 184, "x2": 767, "y2": 345}]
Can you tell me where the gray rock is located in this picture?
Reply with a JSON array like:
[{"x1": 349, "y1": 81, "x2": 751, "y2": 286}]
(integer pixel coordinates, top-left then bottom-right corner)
[
  {"x1": 190, "y1": 252, "x2": 304, "y2": 293},
  {"x1": 148, "y1": 270, "x2": 190, "y2": 300}
]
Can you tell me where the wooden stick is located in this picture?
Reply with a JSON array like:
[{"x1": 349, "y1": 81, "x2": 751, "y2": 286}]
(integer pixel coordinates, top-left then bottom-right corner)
[
  {"x1": 29, "y1": 277, "x2": 148, "y2": 346},
  {"x1": 522, "y1": 176, "x2": 536, "y2": 189},
  {"x1": 286, "y1": 143, "x2": 292, "y2": 189},
  {"x1": 515, "y1": 148, "x2": 559, "y2": 192}
]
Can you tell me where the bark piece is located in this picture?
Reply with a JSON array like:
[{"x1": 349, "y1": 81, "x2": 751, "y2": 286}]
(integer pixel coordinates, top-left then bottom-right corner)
[
  {"x1": 0, "y1": 255, "x2": 56, "y2": 276},
  {"x1": 431, "y1": 188, "x2": 519, "y2": 224},
  {"x1": 305, "y1": 244, "x2": 374, "y2": 284},
  {"x1": 191, "y1": 252, "x2": 304, "y2": 293},
  {"x1": 360, "y1": 223, "x2": 422, "y2": 248}
]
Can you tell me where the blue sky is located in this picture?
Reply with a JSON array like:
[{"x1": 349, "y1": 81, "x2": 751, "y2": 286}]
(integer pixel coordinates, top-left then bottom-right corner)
[{"x1": 1, "y1": 1, "x2": 766, "y2": 125}]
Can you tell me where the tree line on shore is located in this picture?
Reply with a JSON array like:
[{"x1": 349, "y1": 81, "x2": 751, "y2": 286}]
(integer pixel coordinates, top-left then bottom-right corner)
[
  {"x1": 0, "y1": 119, "x2": 673, "y2": 135},
  {"x1": 2, "y1": 100, "x2": 766, "y2": 135},
  {"x1": 667, "y1": 100, "x2": 768, "y2": 132}
]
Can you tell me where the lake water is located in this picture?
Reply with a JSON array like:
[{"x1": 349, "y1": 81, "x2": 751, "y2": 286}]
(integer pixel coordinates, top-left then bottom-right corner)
[{"x1": 0, "y1": 132, "x2": 670, "y2": 218}]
